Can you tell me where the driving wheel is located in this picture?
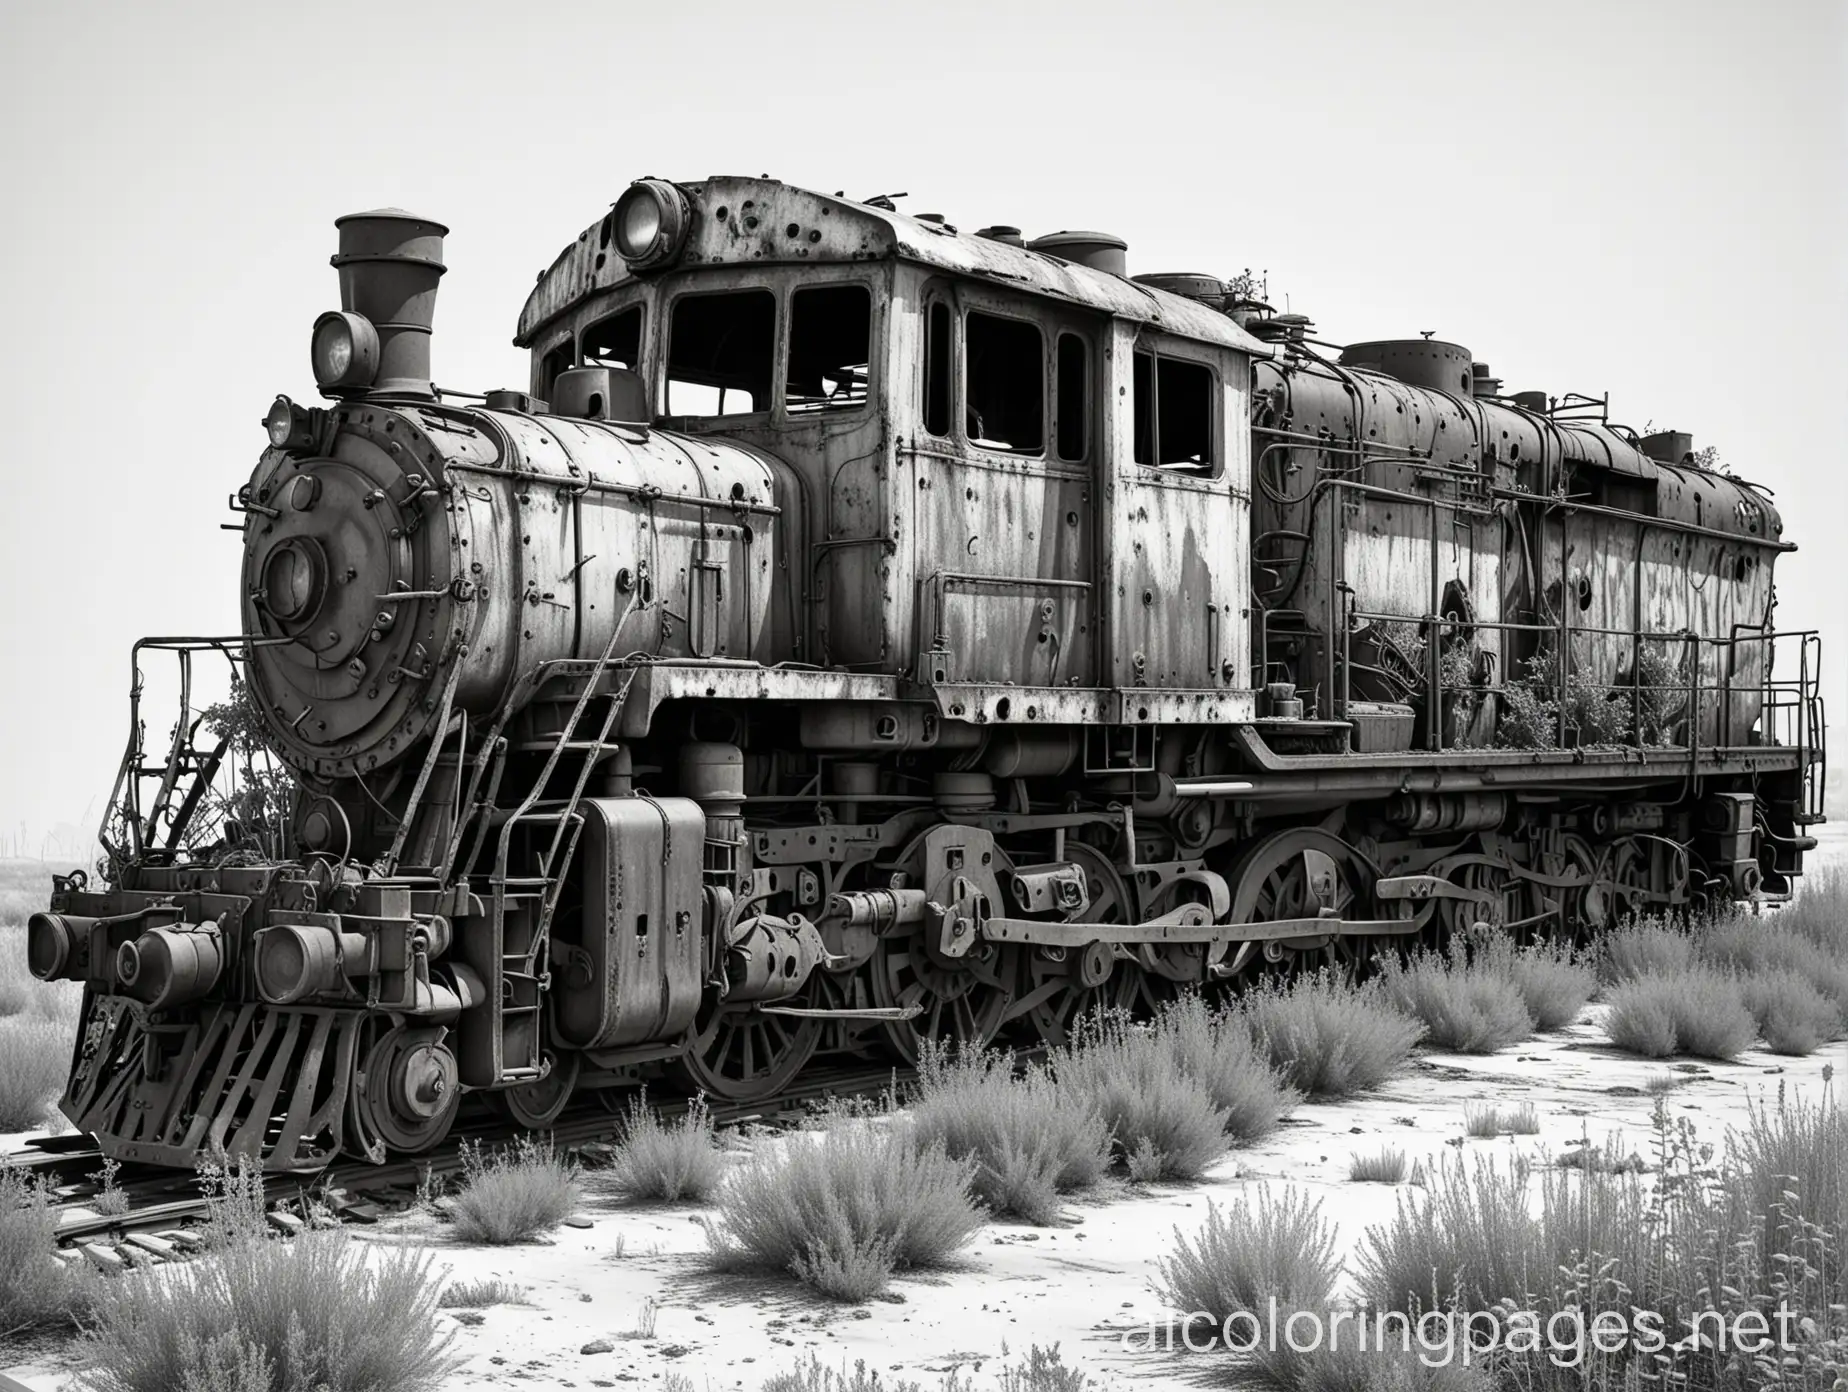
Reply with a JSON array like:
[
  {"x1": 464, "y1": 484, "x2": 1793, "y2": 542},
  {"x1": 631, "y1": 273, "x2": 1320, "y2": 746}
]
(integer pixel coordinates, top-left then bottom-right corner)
[
  {"x1": 1013, "y1": 842, "x2": 1176, "y2": 1049},
  {"x1": 1221, "y1": 828, "x2": 1380, "y2": 979},
  {"x1": 667, "y1": 995, "x2": 822, "y2": 1104}
]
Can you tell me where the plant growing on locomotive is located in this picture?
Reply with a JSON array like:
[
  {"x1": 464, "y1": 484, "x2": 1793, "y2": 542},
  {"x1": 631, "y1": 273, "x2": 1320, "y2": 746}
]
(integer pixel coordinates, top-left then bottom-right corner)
[{"x1": 23, "y1": 177, "x2": 1825, "y2": 1175}]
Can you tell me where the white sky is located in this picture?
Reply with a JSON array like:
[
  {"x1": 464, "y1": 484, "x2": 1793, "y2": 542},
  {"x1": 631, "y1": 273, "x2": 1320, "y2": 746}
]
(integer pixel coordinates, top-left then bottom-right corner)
[{"x1": 0, "y1": 0, "x2": 1841, "y2": 840}]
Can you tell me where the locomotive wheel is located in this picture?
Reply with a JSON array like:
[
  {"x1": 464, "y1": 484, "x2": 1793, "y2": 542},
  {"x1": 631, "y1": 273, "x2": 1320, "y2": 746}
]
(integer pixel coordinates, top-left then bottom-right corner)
[
  {"x1": 1608, "y1": 836, "x2": 1664, "y2": 924},
  {"x1": 1435, "y1": 857, "x2": 1518, "y2": 941},
  {"x1": 870, "y1": 931, "x2": 1015, "y2": 1065},
  {"x1": 353, "y1": 1025, "x2": 459, "y2": 1157},
  {"x1": 484, "y1": 1049, "x2": 580, "y2": 1130},
  {"x1": 1524, "y1": 834, "x2": 1601, "y2": 943},
  {"x1": 1223, "y1": 828, "x2": 1379, "y2": 978},
  {"x1": 1015, "y1": 843, "x2": 1173, "y2": 1049},
  {"x1": 668, "y1": 998, "x2": 821, "y2": 1104}
]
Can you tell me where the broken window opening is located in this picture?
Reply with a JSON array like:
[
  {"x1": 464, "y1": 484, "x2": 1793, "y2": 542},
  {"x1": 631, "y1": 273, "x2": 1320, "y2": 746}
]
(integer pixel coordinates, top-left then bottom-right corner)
[
  {"x1": 964, "y1": 311, "x2": 1044, "y2": 455},
  {"x1": 923, "y1": 301, "x2": 952, "y2": 437},
  {"x1": 1056, "y1": 332, "x2": 1088, "y2": 461},
  {"x1": 787, "y1": 285, "x2": 872, "y2": 414},
  {"x1": 583, "y1": 305, "x2": 643, "y2": 369},
  {"x1": 667, "y1": 289, "x2": 775, "y2": 417},
  {"x1": 540, "y1": 339, "x2": 576, "y2": 402},
  {"x1": 1132, "y1": 347, "x2": 1215, "y2": 473}
]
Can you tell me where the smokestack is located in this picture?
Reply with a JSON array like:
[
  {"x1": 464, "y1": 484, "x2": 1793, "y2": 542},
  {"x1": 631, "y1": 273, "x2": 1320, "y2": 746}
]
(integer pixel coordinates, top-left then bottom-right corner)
[{"x1": 331, "y1": 209, "x2": 447, "y2": 397}]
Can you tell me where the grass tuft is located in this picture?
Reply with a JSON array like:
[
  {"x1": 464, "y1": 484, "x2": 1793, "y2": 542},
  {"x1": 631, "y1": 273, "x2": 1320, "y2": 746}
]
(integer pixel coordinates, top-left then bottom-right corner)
[
  {"x1": 1348, "y1": 1147, "x2": 1409, "y2": 1183},
  {"x1": 704, "y1": 1123, "x2": 982, "y2": 1302},
  {"x1": 447, "y1": 1137, "x2": 582, "y2": 1245},
  {"x1": 604, "y1": 1092, "x2": 727, "y2": 1203},
  {"x1": 437, "y1": 1277, "x2": 526, "y2": 1308},
  {"x1": 909, "y1": 1045, "x2": 1110, "y2": 1223},
  {"x1": 1238, "y1": 970, "x2": 1424, "y2": 1097}
]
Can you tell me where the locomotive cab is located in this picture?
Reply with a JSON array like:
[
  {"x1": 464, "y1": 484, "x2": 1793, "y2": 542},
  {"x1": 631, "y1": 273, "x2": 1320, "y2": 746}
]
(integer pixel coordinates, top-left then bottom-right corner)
[{"x1": 518, "y1": 175, "x2": 1264, "y2": 714}]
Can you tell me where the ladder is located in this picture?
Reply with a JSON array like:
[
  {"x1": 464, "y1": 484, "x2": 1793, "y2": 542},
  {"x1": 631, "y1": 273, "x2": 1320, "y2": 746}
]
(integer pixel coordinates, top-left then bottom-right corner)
[{"x1": 454, "y1": 606, "x2": 642, "y2": 1083}]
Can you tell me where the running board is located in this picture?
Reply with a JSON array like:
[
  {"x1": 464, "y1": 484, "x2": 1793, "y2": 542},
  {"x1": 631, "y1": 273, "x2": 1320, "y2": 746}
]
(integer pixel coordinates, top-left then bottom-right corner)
[{"x1": 755, "y1": 1004, "x2": 925, "y2": 1022}]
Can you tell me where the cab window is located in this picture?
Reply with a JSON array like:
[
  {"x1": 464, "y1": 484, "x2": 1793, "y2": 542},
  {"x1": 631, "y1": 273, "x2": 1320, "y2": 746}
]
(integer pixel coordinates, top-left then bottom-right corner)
[
  {"x1": 1133, "y1": 347, "x2": 1216, "y2": 473},
  {"x1": 583, "y1": 305, "x2": 643, "y2": 369},
  {"x1": 965, "y1": 311, "x2": 1043, "y2": 455},
  {"x1": 539, "y1": 338, "x2": 575, "y2": 400},
  {"x1": 1056, "y1": 332, "x2": 1088, "y2": 461},
  {"x1": 667, "y1": 289, "x2": 775, "y2": 416},
  {"x1": 787, "y1": 285, "x2": 872, "y2": 414},
  {"x1": 922, "y1": 300, "x2": 953, "y2": 437}
]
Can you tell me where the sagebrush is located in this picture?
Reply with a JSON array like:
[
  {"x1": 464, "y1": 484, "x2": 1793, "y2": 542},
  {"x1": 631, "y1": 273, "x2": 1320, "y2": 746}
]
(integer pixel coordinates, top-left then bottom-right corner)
[
  {"x1": 447, "y1": 1137, "x2": 582, "y2": 1244},
  {"x1": 705, "y1": 1123, "x2": 982, "y2": 1301}
]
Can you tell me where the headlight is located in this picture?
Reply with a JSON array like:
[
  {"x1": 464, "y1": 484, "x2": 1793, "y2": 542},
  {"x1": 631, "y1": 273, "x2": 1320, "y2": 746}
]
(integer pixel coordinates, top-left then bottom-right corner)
[
  {"x1": 264, "y1": 394, "x2": 314, "y2": 450},
  {"x1": 612, "y1": 179, "x2": 690, "y2": 270},
  {"x1": 310, "y1": 310, "x2": 380, "y2": 391}
]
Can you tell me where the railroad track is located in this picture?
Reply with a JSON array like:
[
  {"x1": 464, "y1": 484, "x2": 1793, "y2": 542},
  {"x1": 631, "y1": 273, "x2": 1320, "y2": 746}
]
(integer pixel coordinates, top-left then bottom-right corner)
[{"x1": 8, "y1": 1061, "x2": 917, "y2": 1263}]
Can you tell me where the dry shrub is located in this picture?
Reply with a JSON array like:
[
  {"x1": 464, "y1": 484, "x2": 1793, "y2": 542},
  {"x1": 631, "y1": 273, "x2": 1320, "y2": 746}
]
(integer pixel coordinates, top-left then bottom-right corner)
[
  {"x1": 1494, "y1": 938, "x2": 1597, "y2": 1030},
  {"x1": 0, "y1": 1012, "x2": 77, "y2": 1132},
  {"x1": 1603, "y1": 975, "x2": 1681, "y2": 1057},
  {"x1": 1376, "y1": 942, "x2": 1534, "y2": 1054},
  {"x1": 1598, "y1": 916, "x2": 1696, "y2": 985},
  {"x1": 80, "y1": 1164, "x2": 454, "y2": 1392},
  {"x1": 909, "y1": 1046, "x2": 1109, "y2": 1224},
  {"x1": 1663, "y1": 967, "x2": 1758, "y2": 1060},
  {"x1": 1239, "y1": 970, "x2": 1424, "y2": 1097},
  {"x1": 0, "y1": 922, "x2": 82, "y2": 1132},
  {"x1": 1603, "y1": 966, "x2": 1757, "y2": 1060},
  {"x1": 705, "y1": 1123, "x2": 981, "y2": 1302},
  {"x1": 1151, "y1": 995, "x2": 1299, "y2": 1143},
  {"x1": 761, "y1": 1357, "x2": 928, "y2": 1392},
  {"x1": 1737, "y1": 967, "x2": 1841, "y2": 1056},
  {"x1": 762, "y1": 1346, "x2": 1087, "y2": 1392},
  {"x1": 1, "y1": 1162, "x2": 100, "y2": 1338},
  {"x1": 447, "y1": 1137, "x2": 581, "y2": 1245},
  {"x1": 1355, "y1": 1089, "x2": 1846, "y2": 1391},
  {"x1": 1699, "y1": 914, "x2": 1848, "y2": 1026},
  {"x1": 1157, "y1": 1186, "x2": 1340, "y2": 1386},
  {"x1": 1052, "y1": 1020, "x2": 1229, "y2": 1181},
  {"x1": 604, "y1": 1093, "x2": 726, "y2": 1203},
  {"x1": 1774, "y1": 865, "x2": 1848, "y2": 956}
]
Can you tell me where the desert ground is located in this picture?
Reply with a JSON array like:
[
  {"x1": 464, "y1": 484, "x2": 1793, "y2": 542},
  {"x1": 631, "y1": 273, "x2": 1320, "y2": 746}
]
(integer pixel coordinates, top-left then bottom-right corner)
[{"x1": 1, "y1": 825, "x2": 1843, "y2": 1392}]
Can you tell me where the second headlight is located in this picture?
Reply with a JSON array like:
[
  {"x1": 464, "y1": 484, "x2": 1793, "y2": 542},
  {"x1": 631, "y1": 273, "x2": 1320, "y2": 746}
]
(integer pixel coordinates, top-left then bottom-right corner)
[{"x1": 612, "y1": 179, "x2": 690, "y2": 271}]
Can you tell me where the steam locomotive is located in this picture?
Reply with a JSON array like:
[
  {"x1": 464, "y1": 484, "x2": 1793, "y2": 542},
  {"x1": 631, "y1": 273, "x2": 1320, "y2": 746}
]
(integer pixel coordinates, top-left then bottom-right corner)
[{"x1": 27, "y1": 178, "x2": 1826, "y2": 1172}]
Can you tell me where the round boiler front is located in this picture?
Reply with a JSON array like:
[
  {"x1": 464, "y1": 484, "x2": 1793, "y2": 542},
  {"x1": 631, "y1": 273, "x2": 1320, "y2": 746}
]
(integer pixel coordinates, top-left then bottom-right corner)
[{"x1": 240, "y1": 401, "x2": 781, "y2": 778}]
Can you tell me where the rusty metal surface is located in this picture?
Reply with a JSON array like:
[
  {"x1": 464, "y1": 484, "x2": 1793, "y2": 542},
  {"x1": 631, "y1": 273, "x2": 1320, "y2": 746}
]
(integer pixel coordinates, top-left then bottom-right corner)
[
  {"x1": 518, "y1": 176, "x2": 1274, "y2": 358},
  {"x1": 242, "y1": 401, "x2": 781, "y2": 778}
]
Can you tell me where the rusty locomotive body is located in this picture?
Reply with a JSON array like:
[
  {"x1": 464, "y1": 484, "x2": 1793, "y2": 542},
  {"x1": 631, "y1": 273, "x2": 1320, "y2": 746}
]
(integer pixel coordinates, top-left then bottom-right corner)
[{"x1": 29, "y1": 178, "x2": 1825, "y2": 1171}]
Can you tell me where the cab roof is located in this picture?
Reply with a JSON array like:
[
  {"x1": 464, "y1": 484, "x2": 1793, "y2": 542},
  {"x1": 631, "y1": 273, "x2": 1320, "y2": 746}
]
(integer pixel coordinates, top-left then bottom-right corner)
[{"x1": 516, "y1": 175, "x2": 1273, "y2": 357}]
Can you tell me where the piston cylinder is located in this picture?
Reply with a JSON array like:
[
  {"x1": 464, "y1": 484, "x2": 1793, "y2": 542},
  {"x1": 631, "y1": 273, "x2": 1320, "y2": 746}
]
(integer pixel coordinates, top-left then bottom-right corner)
[
  {"x1": 116, "y1": 923, "x2": 225, "y2": 1010},
  {"x1": 253, "y1": 923, "x2": 370, "y2": 1004},
  {"x1": 721, "y1": 913, "x2": 828, "y2": 1005},
  {"x1": 26, "y1": 912, "x2": 99, "y2": 981}
]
